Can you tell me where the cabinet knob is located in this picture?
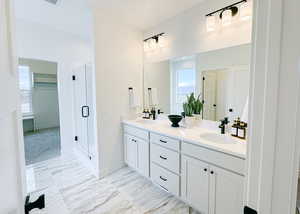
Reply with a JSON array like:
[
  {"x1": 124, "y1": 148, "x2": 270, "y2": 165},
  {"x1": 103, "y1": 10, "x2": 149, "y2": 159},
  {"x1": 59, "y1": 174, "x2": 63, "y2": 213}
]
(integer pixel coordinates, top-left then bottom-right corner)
[
  {"x1": 204, "y1": 168, "x2": 207, "y2": 172},
  {"x1": 210, "y1": 171, "x2": 214, "y2": 174}
]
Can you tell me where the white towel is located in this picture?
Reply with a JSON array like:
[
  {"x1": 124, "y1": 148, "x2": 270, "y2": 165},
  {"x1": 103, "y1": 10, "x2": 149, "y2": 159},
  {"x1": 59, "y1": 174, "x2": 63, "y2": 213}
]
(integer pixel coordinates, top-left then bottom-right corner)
[
  {"x1": 129, "y1": 88, "x2": 141, "y2": 108},
  {"x1": 148, "y1": 88, "x2": 159, "y2": 106}
]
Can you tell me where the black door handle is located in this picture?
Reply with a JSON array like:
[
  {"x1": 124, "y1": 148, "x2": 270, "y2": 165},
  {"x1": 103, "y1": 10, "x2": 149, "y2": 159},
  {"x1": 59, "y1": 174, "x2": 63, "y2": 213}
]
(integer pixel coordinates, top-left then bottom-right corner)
[
  {"x1": 160, "y1": 176, "x2": 167, "y2": 181},
  {"x1": 160, "y1": 155, "x2": 167, "y2": 160},
  {"x1": 82, "y1": 106, "x2": 90, "y2": 118}
]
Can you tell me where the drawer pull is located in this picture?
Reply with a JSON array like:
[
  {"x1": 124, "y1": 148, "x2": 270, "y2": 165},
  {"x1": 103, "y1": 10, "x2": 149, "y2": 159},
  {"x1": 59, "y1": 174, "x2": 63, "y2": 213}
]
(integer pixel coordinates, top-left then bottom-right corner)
[
  {"x1": 160, "y1": 139, "x2": 167, "y2": 143},
  {"x1": 160, "y1": 176, "x2": 167, "y2": 181},
  {"x1": 159, "y1": 185, "x2": 168, "y2": 192},
  {"x1": 159, "y1": 155, "x2": 167, "y2": 160},
  {"x1": 131, "y1": 139, "x2": 137, "y2": 142}
]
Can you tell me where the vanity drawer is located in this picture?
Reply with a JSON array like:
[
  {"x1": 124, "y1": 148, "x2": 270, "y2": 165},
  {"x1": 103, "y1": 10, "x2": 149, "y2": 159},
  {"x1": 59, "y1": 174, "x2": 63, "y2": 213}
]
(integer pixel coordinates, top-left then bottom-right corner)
[
  {"x1": 124, "y1": 125, "x2": 148, "y2": 141},
  {"x1": 150, "y1": 133, "x2": 180, "y2": 151},
  {"x1": 182, "y1": 142, "x2": 245, "y2": 175},
  {"x1": 151, "y1": 163, "x2": 180, "y2": 196},
  {"x1": 151, "y1": 143, "x2": 180, "y2": 174}
]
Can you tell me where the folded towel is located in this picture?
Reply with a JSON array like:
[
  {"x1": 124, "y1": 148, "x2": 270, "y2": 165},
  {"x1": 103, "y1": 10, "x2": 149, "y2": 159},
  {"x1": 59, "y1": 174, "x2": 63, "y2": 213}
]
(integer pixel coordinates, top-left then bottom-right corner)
[{"x1": 129, "y1": 88, "x2": 141, "y2": 108}]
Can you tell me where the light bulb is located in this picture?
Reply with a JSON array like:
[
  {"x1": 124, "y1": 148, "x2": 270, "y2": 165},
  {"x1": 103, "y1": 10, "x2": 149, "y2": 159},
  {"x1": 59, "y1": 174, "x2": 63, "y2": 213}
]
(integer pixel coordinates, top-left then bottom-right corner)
[
  {"x1": 221, "y1": 9, "x2": 232, "y2": 26},
  {"x1": 149, "y1": 39, "x2": 157, "y2": 51},
  {"x1": 206, "y1": 15, "x2": 216, "y2": 32},
  {"x1": 240, "y1": 1, "x2": 252, "y2": 21},
  {"x1": 158, "y1": 35, "x2": 167, "y2": 48}
]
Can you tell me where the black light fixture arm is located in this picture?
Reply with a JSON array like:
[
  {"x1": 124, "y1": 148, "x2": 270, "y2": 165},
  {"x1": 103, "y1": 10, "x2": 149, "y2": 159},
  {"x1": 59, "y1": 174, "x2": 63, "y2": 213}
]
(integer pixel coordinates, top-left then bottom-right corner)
[
  {"x1": 206, "y1": 0, "x2": 247, "y2": 17},
  {"x1": 144, "y1": 33, "x2": 165, "y2": 42}
]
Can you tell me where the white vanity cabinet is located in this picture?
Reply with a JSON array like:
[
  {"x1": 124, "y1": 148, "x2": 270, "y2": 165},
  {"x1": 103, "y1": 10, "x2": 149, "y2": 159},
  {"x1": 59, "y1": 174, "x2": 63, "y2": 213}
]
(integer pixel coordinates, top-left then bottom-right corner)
[
  {"x1": 124, "y1": 126, "x2": 149, "y2": 178},
  {"x1": 181, "y1": 155, "x2": 244, "y2": 214},
  {"x1": 181, "y1": 155, "x2": 210, "y2": 213},
  {"x1": 123, "y1": 122, "x2": 246, "y2": 214}
]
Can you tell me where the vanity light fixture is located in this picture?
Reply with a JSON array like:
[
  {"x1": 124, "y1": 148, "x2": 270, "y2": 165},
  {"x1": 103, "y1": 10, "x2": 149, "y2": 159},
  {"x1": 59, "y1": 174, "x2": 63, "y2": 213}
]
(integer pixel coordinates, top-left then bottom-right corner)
[
  {"x1": 205, "y1": 0, "x2": 251, "y2": 31},
  {"x1": 240, "y1": 0, "x2": 253, "y2": 21},
  {"x1": 143, "y1": 33, "x2": 165, "y2": 52},
  {"x1": 206, "y1": 15, "x2": 216, "y2": 32}
]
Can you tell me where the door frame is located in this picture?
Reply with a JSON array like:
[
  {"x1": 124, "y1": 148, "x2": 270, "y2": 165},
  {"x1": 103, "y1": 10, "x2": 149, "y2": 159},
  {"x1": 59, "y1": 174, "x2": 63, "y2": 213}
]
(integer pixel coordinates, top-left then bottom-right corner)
[{"x1": 245, "y1": 0, "x2": 300, "y2": 213}]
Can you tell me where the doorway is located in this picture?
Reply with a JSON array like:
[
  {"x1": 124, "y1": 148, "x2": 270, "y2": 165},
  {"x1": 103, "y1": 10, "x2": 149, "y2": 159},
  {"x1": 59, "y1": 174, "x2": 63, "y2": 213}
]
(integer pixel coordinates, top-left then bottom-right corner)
[{"x1": 18, "y1": 58, "x2": 61, "y2": 166}]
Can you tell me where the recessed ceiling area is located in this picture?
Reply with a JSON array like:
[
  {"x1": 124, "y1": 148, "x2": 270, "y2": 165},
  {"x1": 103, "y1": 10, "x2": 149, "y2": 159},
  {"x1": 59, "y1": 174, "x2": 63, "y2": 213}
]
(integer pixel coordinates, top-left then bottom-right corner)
[
  {"x1": 14, "y1": 0, "x2": 93, "y2": 38},
  {"x1": 89, "y1": 0, "x2": 205, "y2": 30}
]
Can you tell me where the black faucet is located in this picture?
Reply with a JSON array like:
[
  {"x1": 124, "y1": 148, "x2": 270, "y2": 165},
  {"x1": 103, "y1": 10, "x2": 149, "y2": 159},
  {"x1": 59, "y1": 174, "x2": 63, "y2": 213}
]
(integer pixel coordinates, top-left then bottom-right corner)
[
  {"x1": 151, "y1": 107, "x2": 156, "y2": 120},
  {"x1": 219, "y1": 117, "x2": 229, "y2": 134}
]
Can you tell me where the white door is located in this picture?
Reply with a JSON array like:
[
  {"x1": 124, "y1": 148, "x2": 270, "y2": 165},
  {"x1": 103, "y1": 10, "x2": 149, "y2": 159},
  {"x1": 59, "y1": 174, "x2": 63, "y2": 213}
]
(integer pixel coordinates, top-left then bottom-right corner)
[
  {"x1": 73, "y1": 66, "x2": 89, "y2": 155},
  {"x1": 137, "y1": 138, "x2": 149, "y2": 177},
  {"x1": 202, "y1": 72, "x2": 217, "y2": 121},
  {"x1": 0, "y1": 0, "x2": 26, "y2": 213},
  {"x1": 126, "y1": 136, "x2": 138, "y2": 169},
  {"x1": 181, "y1": 155, "x2": 210, "y2": 214},
  {"x1": 209, "y1": 166, "x2": 244, "y2": 214}
]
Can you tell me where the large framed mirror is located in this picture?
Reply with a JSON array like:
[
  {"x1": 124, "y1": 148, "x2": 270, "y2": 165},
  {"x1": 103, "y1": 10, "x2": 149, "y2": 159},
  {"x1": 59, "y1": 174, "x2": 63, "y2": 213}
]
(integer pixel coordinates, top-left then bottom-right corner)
[{"x1": 143, "y1": 44, "x2": 251, "y2": 122}]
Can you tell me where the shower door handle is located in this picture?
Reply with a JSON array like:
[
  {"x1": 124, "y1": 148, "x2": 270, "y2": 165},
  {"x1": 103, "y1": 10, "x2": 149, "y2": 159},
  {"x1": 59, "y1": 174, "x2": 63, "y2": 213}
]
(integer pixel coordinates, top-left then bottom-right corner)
[{"x1": 81, "y1": 106, "x2": 90, "y2": 118}]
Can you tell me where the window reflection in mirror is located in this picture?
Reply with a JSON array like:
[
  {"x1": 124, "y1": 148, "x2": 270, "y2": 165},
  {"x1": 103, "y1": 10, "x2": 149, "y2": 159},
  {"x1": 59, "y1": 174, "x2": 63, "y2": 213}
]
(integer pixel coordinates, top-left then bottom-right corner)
[{"x1": 143, "y1": 44, "x2": 251, "y2": 122}]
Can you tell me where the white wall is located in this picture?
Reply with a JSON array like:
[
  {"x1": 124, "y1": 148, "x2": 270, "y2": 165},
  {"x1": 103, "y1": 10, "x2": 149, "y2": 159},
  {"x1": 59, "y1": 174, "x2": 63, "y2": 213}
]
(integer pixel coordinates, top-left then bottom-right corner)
[
  {"x1": 144, "y1": 0, "x2": 252, "y2": 63},
  {"x1": 93, "y1": 11, "x2": 143, "y2": 177},
  {"x1": 16, "y1": 19, "x2": 94, "y2": 154}
]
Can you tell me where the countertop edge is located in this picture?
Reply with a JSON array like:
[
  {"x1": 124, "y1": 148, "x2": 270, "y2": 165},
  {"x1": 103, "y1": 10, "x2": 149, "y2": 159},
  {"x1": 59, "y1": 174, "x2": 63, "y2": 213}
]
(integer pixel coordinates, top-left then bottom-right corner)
[{"x1": 122, "y1": 120, "x2": 247, "y2": 160}]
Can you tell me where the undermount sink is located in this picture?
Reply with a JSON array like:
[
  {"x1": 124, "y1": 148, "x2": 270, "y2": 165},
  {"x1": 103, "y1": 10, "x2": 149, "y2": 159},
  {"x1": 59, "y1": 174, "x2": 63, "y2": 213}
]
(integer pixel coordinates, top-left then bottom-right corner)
[{"x1": 200, "y1": 133, "x2": 239, "y2": 144}]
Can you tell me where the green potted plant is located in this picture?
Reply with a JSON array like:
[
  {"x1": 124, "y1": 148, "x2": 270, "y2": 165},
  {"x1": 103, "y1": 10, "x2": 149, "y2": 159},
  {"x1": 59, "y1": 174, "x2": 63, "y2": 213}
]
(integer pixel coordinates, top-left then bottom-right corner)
[{"x1": 193, "y1": 94, "x2": 203, "y2": 120}]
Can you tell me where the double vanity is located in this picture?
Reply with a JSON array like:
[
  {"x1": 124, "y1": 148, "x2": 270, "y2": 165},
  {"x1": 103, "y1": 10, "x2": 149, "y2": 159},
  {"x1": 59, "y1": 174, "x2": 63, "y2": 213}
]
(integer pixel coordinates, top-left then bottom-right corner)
[{"x1": 123, "y1": 118, "x2": 246, "y2": 214}]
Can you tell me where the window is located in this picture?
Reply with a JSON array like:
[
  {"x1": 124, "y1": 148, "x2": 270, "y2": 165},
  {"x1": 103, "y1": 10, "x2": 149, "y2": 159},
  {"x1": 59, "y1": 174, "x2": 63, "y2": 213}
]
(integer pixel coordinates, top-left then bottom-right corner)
[
  {"x1": 19, "y1": 66, "x2": 33, "y2": 115},
  {"x1": 171, "y1": 59, "x2": 196, "y2": 114}
]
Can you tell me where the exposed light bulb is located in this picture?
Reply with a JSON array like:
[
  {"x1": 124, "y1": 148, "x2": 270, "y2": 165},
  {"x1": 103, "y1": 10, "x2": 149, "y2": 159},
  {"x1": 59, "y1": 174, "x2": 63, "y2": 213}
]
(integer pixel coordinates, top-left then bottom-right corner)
[
  {"x1": 206, "y1": 15, "x2": 216, "y2": 32},
  {"x1": 221, "y1": 9, "x2": 232, "y2": 26},
  {"x1": 158, "y1": 35, "x2": 167, "y2": 48},
  {"x1": 240, "y1": 1, "x2": 252, "y2": 21},
  {"x1": 149, "y1": 39, "x2": 157, "y2": 50}
]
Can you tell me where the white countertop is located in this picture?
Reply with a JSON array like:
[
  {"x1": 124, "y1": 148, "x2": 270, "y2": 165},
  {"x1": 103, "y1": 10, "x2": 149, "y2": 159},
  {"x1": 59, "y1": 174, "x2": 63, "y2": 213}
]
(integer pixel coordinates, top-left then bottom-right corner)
[{"x1": 123, "y1": 117, "x2": 247, "y2": 159}]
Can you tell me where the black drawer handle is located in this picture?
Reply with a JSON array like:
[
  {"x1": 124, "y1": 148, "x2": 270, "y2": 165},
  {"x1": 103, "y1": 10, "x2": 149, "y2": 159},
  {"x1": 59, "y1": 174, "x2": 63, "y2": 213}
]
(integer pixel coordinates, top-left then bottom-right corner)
[
  {"x1": 210, "y1": 171, "x2": 214, "y2": 174},
  {"x1": 160, "y1": 155, "x2": 167, "y2": 160},
  {"x1": 204, "y1": 168, "x2": 207, "y2": 172},
  {"x1": 160, "y1": 176, "x2": 167, "y2": 181},
  {"x1": 131, "y1": 139, "x2": 137, "y2": 142},
  {"x1": 159, "y1": 185, "x2": 168, "y2": 192},
  {"x1": 160, "y1": 139, "x2": 167, "y2": 143}
]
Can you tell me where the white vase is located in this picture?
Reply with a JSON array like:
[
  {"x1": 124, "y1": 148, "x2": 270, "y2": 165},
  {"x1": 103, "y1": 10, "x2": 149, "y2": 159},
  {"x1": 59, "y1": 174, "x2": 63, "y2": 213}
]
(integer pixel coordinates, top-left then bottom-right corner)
[
  {"x1": 184, "y1": 116, "x2": 195, "y2": 128},
  {"x1": 193, "y1": 114, "x2": 202, "y2": 120}
]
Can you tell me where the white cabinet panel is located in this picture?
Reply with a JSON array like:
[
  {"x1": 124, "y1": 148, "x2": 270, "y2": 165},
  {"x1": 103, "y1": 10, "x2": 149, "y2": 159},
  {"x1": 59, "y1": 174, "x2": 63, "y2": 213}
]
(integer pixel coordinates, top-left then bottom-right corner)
[
  {"x1": 209, "y1": 166, "x2": 244, "y2": 214},
  {"x1": 126, "y1": 135, "x2": 138, "y2": 169},
  {"x1": 151, "y1": 163, "x2": 180, "y2": 196},
  {"x1": 181, "y1": 155, "x2": 210, "y2": 214},
  {"x1": 137, "y1": 138, "x2": 149, "y2": 177},
  {"x1": 151, "y1": 143, "x2": 179, "y2": 174},
  {"x1": 150, "y1": 132, "x2": 180, "y2": 151}
]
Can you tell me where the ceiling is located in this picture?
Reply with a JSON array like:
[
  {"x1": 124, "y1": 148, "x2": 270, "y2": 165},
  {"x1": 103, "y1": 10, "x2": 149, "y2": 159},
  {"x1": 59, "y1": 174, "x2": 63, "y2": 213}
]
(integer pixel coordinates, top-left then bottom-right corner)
[
  {"x1": 14, "y1": 0, "x2": 93, "y2": 38},
  {"x1": 89, "y1": 0, "x2": 205, "y2": 30},
  {"x1": 14, "y1": 0, "x2": 205, "y2": 37}
]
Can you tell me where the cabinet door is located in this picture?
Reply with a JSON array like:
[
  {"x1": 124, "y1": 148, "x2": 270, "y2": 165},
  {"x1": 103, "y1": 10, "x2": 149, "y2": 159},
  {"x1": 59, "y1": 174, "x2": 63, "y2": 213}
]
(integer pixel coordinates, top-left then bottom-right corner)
[
  {"x1": 209, "y1": 166, "x2": 244, "y2": 214},
  {"x1": 126, "y1": 135, "x2": 138, "y2": 169},
  {"x1": 181, "y1": 155, "x2": 210, "y2": 214},
  {"x1": 137, "y1": 138, "x2": 149, "y2": 177}
]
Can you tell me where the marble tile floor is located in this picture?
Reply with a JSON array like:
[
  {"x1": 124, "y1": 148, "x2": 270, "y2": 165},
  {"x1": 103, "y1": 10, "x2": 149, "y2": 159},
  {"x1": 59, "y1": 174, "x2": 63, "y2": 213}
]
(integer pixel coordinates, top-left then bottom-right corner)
[{"x1": 27, "y1": 155, "x2": 199, "y2": 214}]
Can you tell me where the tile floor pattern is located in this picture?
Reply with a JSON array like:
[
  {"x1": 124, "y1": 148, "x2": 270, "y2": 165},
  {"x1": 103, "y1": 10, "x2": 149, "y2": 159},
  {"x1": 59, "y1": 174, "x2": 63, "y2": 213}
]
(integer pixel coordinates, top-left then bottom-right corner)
[{"x1": 27, "y1": 155, "x2": 199, "y2": 214}]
